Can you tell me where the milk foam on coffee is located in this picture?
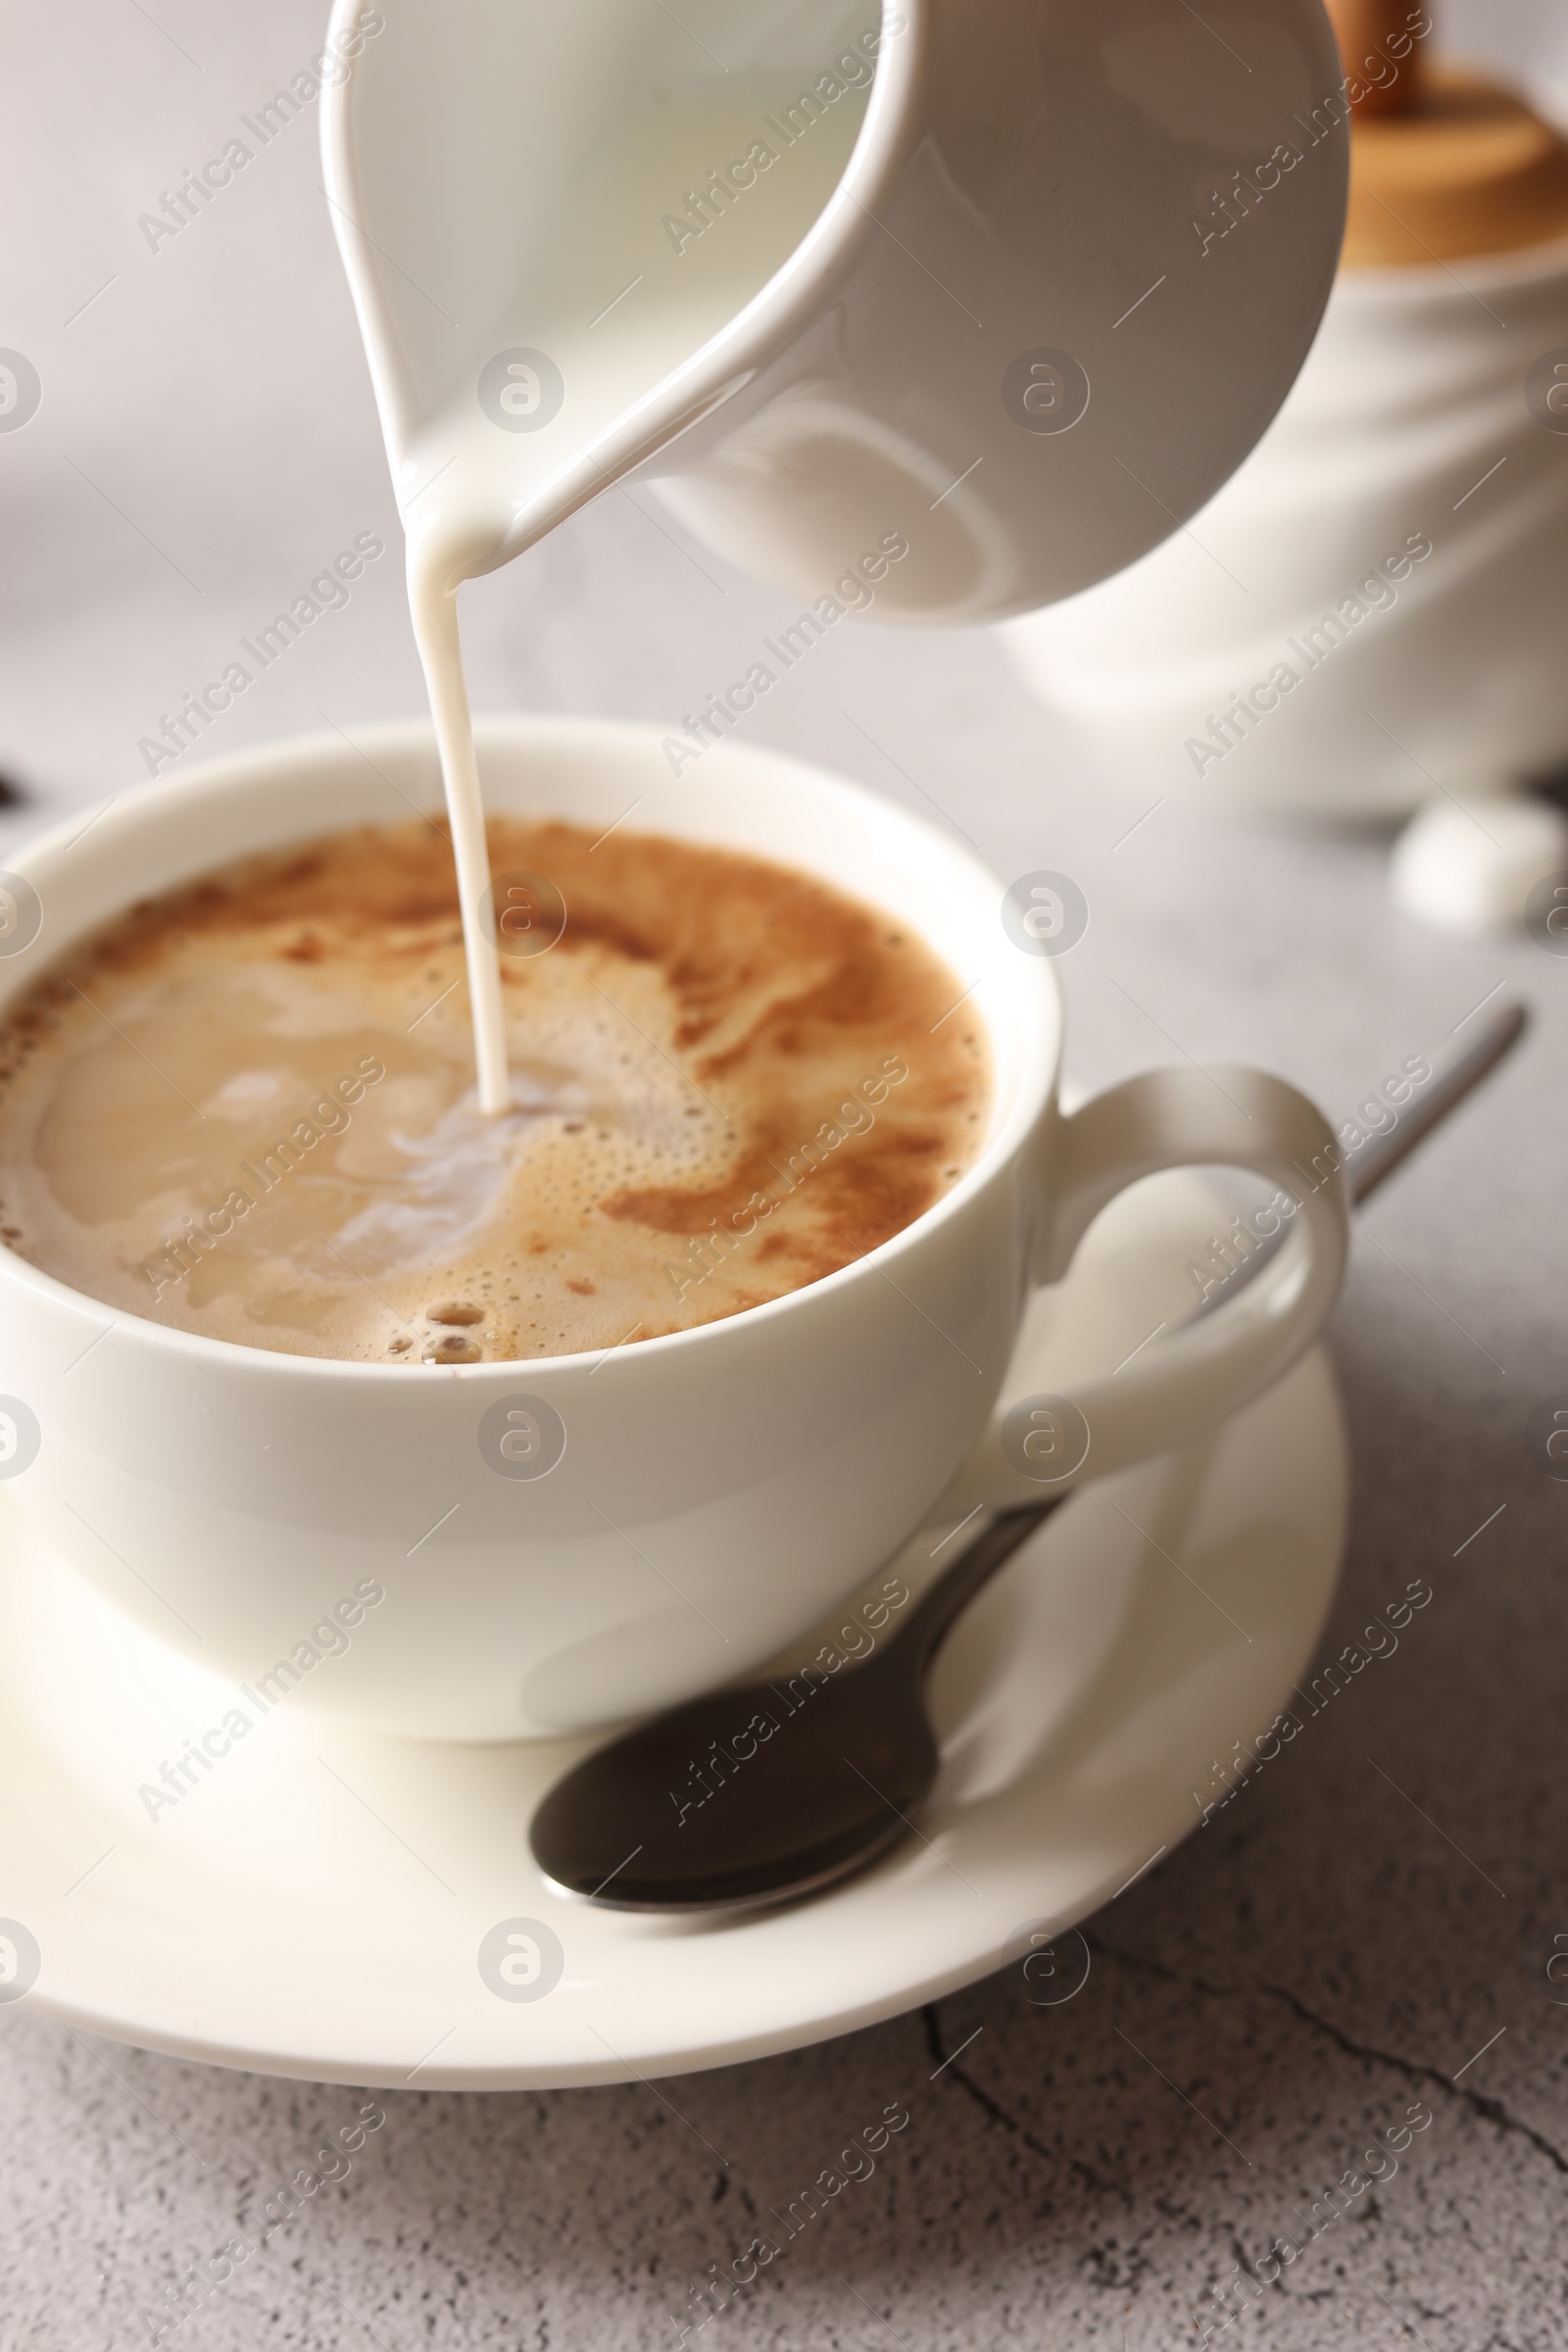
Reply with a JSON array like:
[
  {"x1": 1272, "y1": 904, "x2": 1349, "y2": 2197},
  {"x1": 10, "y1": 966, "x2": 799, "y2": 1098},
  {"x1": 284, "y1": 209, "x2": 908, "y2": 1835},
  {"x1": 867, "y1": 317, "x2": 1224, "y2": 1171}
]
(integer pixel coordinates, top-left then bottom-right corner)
[{"x1": 0, "y1": 818, "x2": 988, "y2": 1362}]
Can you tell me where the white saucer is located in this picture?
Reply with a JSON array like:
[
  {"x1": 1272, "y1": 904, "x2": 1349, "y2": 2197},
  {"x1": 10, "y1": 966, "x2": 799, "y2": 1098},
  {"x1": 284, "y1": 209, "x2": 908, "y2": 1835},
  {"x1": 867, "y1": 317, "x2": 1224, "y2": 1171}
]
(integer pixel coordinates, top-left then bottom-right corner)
[{"x1": 0, "y1": 1171, "x2": 1347, "y2": 2088}]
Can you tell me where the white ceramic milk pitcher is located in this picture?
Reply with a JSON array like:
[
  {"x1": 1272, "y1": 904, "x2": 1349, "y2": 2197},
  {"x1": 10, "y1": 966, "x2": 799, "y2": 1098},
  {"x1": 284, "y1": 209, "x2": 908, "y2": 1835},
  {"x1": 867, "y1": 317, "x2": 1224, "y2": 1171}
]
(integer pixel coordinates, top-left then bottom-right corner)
[{"x1": 323, "y1": 0, "x2": 1349, "y2": 624}]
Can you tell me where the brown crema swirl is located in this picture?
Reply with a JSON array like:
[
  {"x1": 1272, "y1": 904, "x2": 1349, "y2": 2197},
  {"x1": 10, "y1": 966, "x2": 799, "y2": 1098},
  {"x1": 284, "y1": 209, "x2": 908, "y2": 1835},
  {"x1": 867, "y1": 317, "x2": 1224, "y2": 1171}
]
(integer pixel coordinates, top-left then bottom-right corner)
[{"x1": 0, "y1": 817, "x2": 991, "y2": 1362}]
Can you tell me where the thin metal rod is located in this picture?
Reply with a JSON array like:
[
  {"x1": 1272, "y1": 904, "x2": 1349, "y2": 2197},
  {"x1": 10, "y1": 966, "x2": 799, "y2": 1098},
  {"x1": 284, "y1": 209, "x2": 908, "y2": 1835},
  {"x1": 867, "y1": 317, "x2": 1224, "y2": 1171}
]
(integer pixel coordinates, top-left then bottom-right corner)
[
  {"x1": 906, "y1": 1502, "x2": 1061, "y2": 1670},
  {"x1": 1196, "y1": 1000, "x2": 1528, "y2": 1317},
  {"x1": 1348, "y1": 1001, "x2": 1527, "y2": 1206}
]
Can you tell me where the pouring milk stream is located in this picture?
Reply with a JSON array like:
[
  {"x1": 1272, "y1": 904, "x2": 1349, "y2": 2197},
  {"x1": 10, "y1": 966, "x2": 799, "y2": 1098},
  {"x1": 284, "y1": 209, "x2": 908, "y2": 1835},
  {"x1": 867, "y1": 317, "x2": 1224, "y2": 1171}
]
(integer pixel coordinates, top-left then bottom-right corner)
[
  {"x1": 393, "y1": 18, "x2": 874, "y2": 1109},
  {"x1": 322, "y1": 0, "x2": 1349, "y2": 1107}
]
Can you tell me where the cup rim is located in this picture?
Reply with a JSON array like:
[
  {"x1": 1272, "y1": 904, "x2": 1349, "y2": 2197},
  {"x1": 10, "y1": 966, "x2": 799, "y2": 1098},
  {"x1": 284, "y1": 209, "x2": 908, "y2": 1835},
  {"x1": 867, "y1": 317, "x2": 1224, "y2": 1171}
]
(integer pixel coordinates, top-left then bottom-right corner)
[{"x1": 0, "y1": 713, "x2": 1061, "y2": 1384}]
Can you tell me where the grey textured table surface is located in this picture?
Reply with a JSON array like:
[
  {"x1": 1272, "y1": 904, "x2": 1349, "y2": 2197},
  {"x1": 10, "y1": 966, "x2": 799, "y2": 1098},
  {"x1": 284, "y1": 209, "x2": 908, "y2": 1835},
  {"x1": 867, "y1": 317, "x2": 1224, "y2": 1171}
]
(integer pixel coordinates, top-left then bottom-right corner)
[{"x1": 4, "y1": 4, "x2": 1568, "y2": 2346}]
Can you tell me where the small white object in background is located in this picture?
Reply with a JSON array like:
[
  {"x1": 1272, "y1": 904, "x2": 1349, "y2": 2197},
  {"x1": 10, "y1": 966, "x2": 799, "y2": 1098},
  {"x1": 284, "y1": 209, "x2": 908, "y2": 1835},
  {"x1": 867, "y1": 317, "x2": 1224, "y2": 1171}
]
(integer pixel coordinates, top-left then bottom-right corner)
[{"x1": 1390, "y1": 792, "x2": 1568, "y2": 934}]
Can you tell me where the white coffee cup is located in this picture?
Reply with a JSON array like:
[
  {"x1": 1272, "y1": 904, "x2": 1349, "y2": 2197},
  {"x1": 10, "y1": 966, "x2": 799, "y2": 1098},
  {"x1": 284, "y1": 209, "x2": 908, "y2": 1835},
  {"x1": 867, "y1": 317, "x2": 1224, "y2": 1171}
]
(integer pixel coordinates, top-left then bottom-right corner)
[{"x1": 0, "y1": 718, "x2": 1348, "y2": 1740}]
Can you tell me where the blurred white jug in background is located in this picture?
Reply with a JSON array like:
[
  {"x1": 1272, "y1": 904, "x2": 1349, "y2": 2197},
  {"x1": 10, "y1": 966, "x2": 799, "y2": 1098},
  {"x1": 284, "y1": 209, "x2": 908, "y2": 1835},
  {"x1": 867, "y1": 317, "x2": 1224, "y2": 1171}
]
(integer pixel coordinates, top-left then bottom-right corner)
[{"x1": 1005, "y1": 0, "x2": 1568, "y2": 934}]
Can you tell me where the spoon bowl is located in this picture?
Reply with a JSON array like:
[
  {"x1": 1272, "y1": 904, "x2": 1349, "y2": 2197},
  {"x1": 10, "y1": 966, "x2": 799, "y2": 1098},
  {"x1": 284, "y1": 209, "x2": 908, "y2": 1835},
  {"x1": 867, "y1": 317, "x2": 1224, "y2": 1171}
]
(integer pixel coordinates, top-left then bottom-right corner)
[
  {"x1": 531, "y1": 1507, "x2": 1052, "y2": 1909},
  {"x1": 531, "y1": 1650, "x2": 937, "y2": 1911}
]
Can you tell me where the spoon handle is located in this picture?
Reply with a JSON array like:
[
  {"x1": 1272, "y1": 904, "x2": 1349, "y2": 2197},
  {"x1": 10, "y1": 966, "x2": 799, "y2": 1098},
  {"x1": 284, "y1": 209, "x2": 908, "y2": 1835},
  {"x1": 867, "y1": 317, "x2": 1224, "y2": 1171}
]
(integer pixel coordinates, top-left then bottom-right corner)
[
  {"x1": 907, "y1": 1000, "x2": 1527, "y2": 1676},
  {"x1": 1344, "y1": 1000, "x2": 1526, "y2": 1206},
  {"x1": 904, "y1": 1502, "x2": 1065, "y2": 1672},
  {"x1": 1194, "y1": 998, "x2": 1528, "y2": 1318}
]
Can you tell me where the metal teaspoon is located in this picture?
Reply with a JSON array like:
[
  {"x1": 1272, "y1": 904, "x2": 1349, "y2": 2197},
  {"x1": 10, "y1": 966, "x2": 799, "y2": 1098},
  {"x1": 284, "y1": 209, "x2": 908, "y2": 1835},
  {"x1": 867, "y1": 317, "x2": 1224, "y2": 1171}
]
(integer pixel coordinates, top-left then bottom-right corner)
[{"x1": 529, "y1": 1001, "x2": 1526, "y2": 1913}]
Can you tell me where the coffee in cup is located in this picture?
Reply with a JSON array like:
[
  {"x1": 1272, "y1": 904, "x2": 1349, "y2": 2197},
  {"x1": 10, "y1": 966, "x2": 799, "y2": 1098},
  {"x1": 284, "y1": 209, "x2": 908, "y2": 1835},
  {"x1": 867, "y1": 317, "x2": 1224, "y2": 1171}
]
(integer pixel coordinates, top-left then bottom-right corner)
[{"x1": 0, "y1": 812, "x2": 988, "y2": 1364}]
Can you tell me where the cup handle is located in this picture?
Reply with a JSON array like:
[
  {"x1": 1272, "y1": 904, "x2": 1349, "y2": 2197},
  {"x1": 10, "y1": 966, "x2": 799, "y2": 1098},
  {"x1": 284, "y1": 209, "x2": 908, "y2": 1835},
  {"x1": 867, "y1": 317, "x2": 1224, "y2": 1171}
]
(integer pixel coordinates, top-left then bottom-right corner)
[{"x1": 932, "y1": 1065, "x2": 1349, "y2": 1513}]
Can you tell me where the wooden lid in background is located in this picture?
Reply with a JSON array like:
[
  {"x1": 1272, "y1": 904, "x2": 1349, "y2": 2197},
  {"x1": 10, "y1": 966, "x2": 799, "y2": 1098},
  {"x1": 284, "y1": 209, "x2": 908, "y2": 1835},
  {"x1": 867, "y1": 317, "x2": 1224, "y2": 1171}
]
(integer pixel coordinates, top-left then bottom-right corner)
[
  {"x1": 1324, "y1": 1, "x2": 1568, "y2": 264},
  {"x1": 1325, "y1": 0, "x2": 1427, "y2": 118}
]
